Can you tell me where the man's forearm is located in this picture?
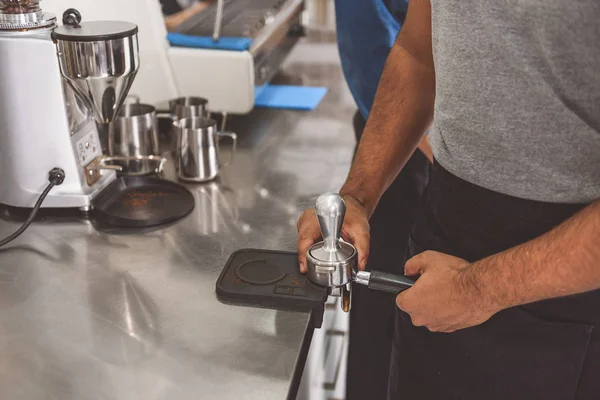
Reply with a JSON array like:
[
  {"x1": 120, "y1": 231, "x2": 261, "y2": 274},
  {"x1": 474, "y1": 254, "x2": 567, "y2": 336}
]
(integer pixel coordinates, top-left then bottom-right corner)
[
  {"x1": 340, "y1": 0, "x2": 435, "y2": 216},
  {"x1": 466, "y1": 200, "x2": 600, "y2": 313}
]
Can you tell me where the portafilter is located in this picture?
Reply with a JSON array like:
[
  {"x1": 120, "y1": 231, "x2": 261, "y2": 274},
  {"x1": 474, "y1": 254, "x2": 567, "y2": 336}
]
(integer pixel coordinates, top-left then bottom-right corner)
[{"x1": 306, "y1": 193, "x2": 415, "y2": 311}]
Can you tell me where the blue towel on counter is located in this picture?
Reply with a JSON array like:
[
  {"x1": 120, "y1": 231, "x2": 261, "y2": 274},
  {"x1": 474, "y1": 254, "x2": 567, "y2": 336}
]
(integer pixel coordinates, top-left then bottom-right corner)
[
  {"x1": 254, "y1": 85, "x2": 328, "y2": 111},
  {"x1": 167, "y1": 33, "x2": 252, "y2": 51}
]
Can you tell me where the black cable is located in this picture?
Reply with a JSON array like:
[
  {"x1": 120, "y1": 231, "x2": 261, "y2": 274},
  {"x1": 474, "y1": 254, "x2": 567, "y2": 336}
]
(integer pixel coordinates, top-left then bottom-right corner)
[{"x1": 0, "y1": 168, "x2": 65, "y2": 248}]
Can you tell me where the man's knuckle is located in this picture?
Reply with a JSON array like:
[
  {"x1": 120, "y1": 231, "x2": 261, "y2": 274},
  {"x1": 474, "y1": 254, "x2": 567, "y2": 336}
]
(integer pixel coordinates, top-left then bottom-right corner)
[{"x1": 396, "y1": 294, "x2": 407, "y2": 306}]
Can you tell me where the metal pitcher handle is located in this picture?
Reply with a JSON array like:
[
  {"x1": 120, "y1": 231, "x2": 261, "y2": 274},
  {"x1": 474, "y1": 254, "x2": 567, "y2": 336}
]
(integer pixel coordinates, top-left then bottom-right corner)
[
  {"x1": 156, "y1": 112, "x2": 175, "y2": 120},
  {"x1": 102, "y1": 155, "x2": 168, "y2": 174},
  {"x1": 217, "y1": 131, "x2": 237, "y2": 168},
  {"x1": 220, "y1": 111, "x2": 228, "y2": 131}
]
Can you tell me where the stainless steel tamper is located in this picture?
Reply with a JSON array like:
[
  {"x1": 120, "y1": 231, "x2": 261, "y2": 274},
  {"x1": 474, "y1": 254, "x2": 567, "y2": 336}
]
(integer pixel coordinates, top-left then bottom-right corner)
[{"x1": 306, "y1": 193, "x2": 415, "y2": 312}]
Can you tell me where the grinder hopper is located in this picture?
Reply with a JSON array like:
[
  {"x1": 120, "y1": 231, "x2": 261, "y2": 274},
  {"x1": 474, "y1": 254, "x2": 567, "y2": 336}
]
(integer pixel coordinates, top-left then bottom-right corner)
[{"x1": 52, "y1": 9, "x2": 139, "y2": 124}]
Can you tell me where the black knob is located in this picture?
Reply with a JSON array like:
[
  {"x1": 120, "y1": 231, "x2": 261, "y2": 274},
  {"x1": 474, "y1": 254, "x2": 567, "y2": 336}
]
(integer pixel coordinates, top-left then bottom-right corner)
[
  {"x1": 48, "y1": 168, "x2": 66, "y2": 186},
  {"x1": 62, "y1": 8, "x2": 82, "y2": 28}
]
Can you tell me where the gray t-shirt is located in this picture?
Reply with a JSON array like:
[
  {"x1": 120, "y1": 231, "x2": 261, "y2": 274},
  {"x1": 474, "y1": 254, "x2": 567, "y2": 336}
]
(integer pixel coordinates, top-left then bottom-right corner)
[{"x1": 429, "y1": 1, "x2": 600, "y2": 204}]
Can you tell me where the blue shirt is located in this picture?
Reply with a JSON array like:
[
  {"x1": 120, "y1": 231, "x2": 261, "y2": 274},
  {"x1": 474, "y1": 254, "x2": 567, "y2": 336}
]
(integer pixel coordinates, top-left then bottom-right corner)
[{"x1": 335, "y1": 0, "x2": 408, "y2": 119}]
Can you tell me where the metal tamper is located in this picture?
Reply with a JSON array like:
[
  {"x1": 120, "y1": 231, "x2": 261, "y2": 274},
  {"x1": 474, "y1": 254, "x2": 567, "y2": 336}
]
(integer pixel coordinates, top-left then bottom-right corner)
[{"x1": 306, "y1": 193, "x2": 415, "y2": 312}]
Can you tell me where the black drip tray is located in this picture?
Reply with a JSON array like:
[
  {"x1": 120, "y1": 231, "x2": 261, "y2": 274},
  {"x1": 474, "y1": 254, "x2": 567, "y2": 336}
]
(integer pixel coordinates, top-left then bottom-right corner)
[{"x1": 216, "y1": 249, "x2": 328, "y2": 327}]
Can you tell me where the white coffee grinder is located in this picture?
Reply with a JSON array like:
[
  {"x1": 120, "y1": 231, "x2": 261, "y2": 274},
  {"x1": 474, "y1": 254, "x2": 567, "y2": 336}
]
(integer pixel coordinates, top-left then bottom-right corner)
[{"x1": 0, "y1": 1, "x2": 139, "y2": 211}]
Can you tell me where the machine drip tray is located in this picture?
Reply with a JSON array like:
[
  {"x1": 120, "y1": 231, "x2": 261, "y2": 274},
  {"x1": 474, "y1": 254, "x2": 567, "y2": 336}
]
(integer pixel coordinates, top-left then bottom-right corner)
[{"x1": 216, "y1": 249, "x2": 328, "y2": 328}]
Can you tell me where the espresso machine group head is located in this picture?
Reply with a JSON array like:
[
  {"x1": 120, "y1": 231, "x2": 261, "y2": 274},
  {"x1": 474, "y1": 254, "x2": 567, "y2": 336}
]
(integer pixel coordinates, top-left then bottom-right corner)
[
  {"x1": 0, "y1": 0, "x2": 139, "y2": 209},
  {"x1": 306, "y1": 193, "x2": 416, "y2": 311}
]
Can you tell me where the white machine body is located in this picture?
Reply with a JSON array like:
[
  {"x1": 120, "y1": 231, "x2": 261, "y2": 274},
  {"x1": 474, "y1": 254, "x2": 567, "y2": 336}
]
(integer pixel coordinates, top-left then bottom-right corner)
[{"x1": 0, "y1": 28, "x2": 115, "y2": 209}]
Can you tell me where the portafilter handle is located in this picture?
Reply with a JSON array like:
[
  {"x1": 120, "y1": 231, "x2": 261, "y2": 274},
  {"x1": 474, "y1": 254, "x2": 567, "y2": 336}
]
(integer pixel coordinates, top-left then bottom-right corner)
[
  {"x1": 315, "y1": 193, "x2": 346, "y2": 252},
  {"x1": 355, "y1": 270, "x2": 415, "y2": 294}
]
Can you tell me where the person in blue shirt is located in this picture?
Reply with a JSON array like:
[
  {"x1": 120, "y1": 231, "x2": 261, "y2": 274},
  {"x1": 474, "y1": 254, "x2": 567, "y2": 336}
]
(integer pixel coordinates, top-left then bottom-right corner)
[{"x1": 334, "y1": 1, "x2": 431, "y2": 398}]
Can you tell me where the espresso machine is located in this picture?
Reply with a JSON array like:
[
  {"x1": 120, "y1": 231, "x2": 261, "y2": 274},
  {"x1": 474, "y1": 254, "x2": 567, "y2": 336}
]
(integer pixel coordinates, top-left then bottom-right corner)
[{"x1": 0, "y1": 0, "x2": 139, "y2": 210}]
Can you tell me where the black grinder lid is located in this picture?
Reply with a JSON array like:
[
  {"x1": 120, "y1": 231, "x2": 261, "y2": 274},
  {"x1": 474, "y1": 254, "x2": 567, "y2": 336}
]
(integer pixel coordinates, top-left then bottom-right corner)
[{"x1": 53, "y1": 20, "x2": 138, "y2": 42}]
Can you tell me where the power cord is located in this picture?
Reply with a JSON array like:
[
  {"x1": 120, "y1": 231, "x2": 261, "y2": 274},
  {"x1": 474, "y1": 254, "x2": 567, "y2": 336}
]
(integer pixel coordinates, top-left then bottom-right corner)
[{"x1": 0, "y1": 168, "x2": 65, "y2": 248}]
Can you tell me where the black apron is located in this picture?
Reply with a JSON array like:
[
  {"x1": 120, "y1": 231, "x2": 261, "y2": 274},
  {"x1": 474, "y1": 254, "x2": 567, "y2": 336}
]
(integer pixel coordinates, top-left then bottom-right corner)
[
  {"x1": 389, "y1": 161, "x2": 600, "y2": 400},
  {"x1": 347, "y1": 111, "x2": 430, "y2": 400}
]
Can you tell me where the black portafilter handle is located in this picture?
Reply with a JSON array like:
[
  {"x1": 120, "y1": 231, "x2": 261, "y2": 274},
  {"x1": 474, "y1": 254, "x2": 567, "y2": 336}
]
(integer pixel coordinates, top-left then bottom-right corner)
[{"x1": 355, "y1": 270, "x2": 416, "y2": 294}]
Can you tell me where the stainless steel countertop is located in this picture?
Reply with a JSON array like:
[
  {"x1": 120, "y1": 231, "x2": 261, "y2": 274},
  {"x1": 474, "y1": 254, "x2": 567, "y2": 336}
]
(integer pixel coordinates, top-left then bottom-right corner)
[{"x1": 0, "y1": 32, "x2": 356, "y2": 400}]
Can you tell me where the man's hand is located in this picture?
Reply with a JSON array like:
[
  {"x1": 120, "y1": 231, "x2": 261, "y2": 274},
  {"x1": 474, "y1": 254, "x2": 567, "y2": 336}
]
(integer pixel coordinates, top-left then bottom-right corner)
[
  {"x1": 297, "y1": 195, "x2": 371, "y2": 273},
  {"x1": 396, "y1": 251, "x2": 499, "y2": 333}
]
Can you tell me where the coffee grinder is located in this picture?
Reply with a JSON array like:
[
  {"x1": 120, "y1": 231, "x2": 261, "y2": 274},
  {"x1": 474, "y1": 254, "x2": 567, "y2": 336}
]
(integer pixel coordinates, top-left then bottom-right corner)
[{"x1": 0, "y1": 1, "x2": 139, "y2": 210}]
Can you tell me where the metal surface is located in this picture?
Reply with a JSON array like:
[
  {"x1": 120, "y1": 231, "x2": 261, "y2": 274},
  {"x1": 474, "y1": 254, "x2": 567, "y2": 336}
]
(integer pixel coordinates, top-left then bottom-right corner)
[
  {"x1": 169, "y1": 97, "x2": 210, "y2": 121},
  {"x1": 166, "y1": 97, "x2": 211, "y2": 155},
  {"x1": 250, "y1": 0, "x2": 304, "y2": 86},
  {"x1": 354, "y1": 270, "x2": 370, "y2": 286},
  {"x1": 341, "y1": 284, "x2": 351, "y2": 313},
  {"x1": 315, "y1": 193, "x2": 345, "y2": 253},
  {"x1": 101, "y1": 155, "x2": 167, "y2": 176},
  {"x1": 249, "y1": 0, "x2": 303, "y2": 53},
  {"x1": 175, "y1": 117, "x2": 238, "y2": 183},
  {"x1": 178, "y1": 0, "x2": 288, "y2": 39},
  {"x1": 307, "y1": 194, "x2": 356, "y2": 290},
  {"x1": 354, "y1": 270, "x2": 415, "y2": 294},
  {"x1": 212, "y1": 0, "x2": 224, "y2": 41},
  {"x1": 0, "y1": 9, "x2": 56, "y2": 30},
  {"x1": 0, "y1": 16, "x2": 355, "y2": 399},
  {"x1": 309, "y1": 241, "x2": 354, "y2": 263},
  {"x1": 54, "y1": 22, "x2": 140, "y2": 123},
  {"x1": 307, "y1": 241, "x2": 356, "y2": 289},
  {"x1": 84, "y1": 157, "x2": 122, "y2": 186},
  {"x1": 108, "y1": 103, "x2": 160, "y2": 176}
]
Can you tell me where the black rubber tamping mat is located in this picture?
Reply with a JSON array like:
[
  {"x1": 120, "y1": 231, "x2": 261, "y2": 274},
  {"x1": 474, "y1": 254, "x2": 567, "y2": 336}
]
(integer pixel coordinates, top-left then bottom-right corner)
[
  {"x1": 91, "y1": 176, "x2": 195, "y2": 228},
  {"x1": 216, "y1": 249, "x2": 329, "y2": 328}
]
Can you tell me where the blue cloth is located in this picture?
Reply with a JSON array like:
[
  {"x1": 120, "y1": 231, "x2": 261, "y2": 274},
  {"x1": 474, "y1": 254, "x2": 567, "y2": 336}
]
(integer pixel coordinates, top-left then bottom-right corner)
[
  {"x1": 254, "y1": 85, "x2": 328, "y2": 111},
  {"x1": 335, "y1": 0, "x2": 408, "y2": 119},
  {"x1": 167, "y1": 33, "x2": 252, "y2": 51}
]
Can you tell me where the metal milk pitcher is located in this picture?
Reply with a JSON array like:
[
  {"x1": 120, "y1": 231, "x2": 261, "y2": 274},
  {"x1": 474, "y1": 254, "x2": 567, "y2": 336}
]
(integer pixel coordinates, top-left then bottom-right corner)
[{"x1": 175, "y1": 117, "x2": 237, "y2": 182}]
